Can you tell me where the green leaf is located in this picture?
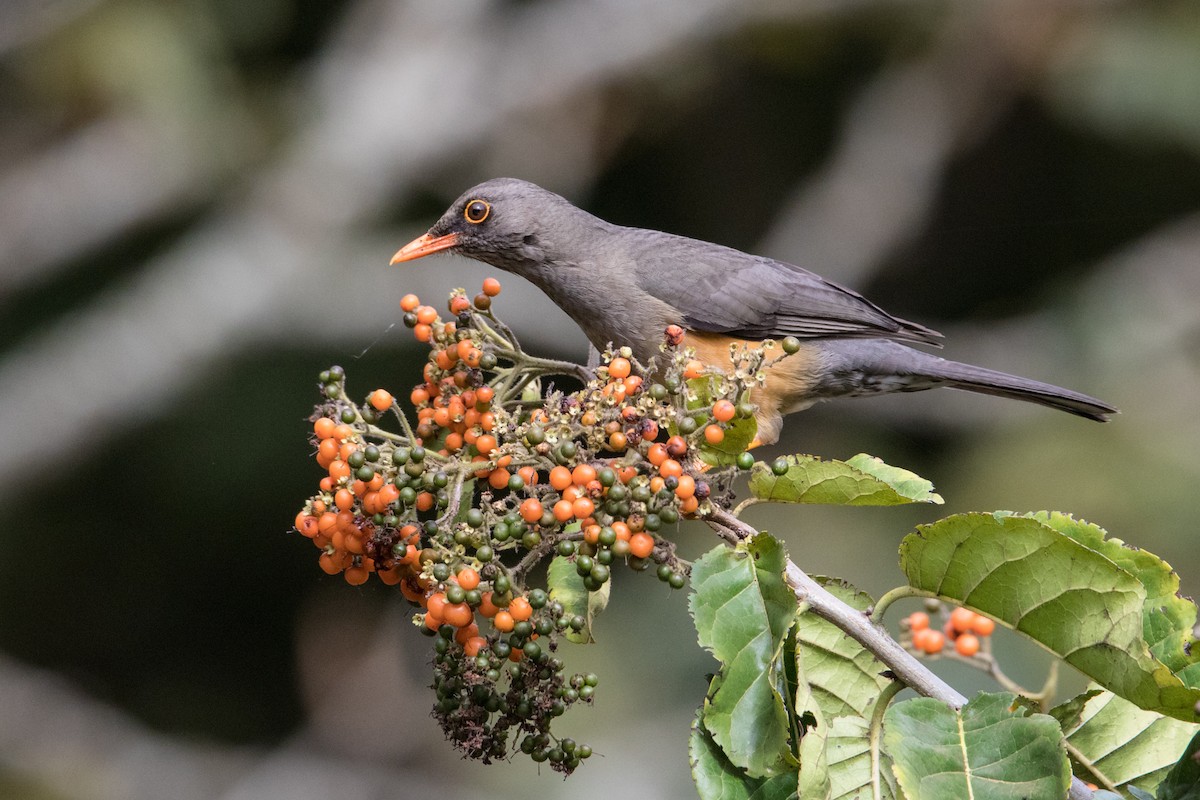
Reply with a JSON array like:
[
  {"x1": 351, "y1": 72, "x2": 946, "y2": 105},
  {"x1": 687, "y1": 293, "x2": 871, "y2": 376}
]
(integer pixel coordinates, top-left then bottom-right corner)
[
  {"x1": 681, "y1": 377, "x2": 758, "y2": 467},
  {"x1": 1156, "y1": 730, "x2": 1200, "y2": 800},
  {"x1": 1057, "y1": 690, "x2": 1199, "y2": 794},
  {"x1": 795, "y1": 578, "x2": 895, "y2": 722},
  {"x1": 691, "y1": 534, "x2": 800, "y2": 776},
  {"x1": 750, "y1": 453, "x2": 942, "y2": 506},
  {"x1": 690, "y1": 712, "x2": 799, "y2": 800},
  {"x1": 547, "y1": 543, "x2": 609, "y2": 644},
  {"x1": 899, "y1": 512, "x2": 1200, "y2": 721},
  {"x1": 791, "y1": 579, "x2": 901, "y2": 799},
  {"x1": 1028, "y1": 512, "x2": 1200, "y2": 686},
  {"x1": 884, "y1": 692, "x2": 1070, "y2": 800}
]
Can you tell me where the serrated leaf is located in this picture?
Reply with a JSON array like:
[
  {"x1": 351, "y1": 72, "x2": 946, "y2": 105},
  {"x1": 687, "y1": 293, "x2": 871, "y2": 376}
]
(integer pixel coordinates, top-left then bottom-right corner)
[
  {"x1": 899, "y1": 512, "x2": 1200, "y2": 721},
  {"x1": 826, "y1": 716, "x2": 900, "y2": 800},
  {"x1": 1028, "y1": 512, "x2": 1200, "y2": 686},
  {"x1": 795, "y1": 578, "x2": 895, "y2": 722},
  {"x1": 884, "y1": 692, "x2": 1070, "y2": 800},
  {"x1": 1156, "y1": 730, "x2": 1200, "y2": 800},
  {"x1": 691, "y1": 534, "x2": 800, "y2": 776},
  {"x1": 1058, "y1": 690, "x2": 1199, "y2": 793},
  {"x1": 750, "y1": 453, "x2": 942, "y2": 506},
  {"x1": 791, "y1": 579, "x2": 901, "y2": 799},
  {"x1": 547, "y1": 543, "x2": 609, "y2": 644},
  {"x1": 690, "y1": 712, "x2": 799, "y2": 800}
]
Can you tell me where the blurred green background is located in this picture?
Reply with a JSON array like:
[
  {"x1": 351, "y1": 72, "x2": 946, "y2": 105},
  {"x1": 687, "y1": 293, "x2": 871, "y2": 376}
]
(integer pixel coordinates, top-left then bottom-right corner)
[{"x1": 1, "y1": 1, "x2": 1198, "y2": 798}]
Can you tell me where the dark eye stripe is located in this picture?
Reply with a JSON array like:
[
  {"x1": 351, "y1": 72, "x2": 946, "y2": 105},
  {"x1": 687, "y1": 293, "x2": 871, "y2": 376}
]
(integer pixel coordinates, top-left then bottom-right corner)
[{"x1": 464, "y1": 200, "x2": 490, "y2": 224}]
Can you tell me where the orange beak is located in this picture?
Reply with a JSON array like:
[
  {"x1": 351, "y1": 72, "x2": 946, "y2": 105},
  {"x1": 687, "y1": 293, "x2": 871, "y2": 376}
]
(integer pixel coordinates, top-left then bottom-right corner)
[{"x1": 390, "y1": 232, "x2": 459, "y2": 264}]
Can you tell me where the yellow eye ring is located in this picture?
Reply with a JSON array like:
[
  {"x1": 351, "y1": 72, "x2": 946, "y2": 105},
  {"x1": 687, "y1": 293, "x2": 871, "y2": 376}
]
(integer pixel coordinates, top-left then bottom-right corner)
[{"x1": 464, "y1": 199, "x2": 490, "y2": 224}]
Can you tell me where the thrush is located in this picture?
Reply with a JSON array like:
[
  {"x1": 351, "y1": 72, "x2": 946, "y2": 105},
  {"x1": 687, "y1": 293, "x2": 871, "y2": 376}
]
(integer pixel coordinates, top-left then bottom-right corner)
[{"x1": 392, "y1": 178, "x2": 1115, "y2": 445}]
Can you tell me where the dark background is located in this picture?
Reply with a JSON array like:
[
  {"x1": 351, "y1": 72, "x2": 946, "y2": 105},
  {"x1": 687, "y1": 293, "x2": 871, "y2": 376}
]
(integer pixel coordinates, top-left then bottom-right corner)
[{"x1": 1, "y1": 1, "x2": 1198, "y2": 798}]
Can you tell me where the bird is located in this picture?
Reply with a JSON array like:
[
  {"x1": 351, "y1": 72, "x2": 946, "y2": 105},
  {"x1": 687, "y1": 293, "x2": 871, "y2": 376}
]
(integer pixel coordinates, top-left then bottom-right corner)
[{"x1": 391, "y1": 177, "x2": 1115, "y2": 445}]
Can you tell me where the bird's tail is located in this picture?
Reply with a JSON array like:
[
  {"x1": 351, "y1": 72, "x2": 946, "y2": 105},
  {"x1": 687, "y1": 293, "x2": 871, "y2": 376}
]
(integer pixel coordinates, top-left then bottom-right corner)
[
  {"x1": 923, "y1": 359, "x2": 1116, "y2": 421},
  {"x1": 815, "y1": 340, "x2": 1117, "y2": 421}
]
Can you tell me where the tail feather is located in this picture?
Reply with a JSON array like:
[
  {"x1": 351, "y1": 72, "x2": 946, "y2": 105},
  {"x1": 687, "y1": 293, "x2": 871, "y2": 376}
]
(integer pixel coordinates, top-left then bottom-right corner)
[
  {"x1": 930, "y1": 361, "x2": 1117, "y2": 422},
  {"x1": 814, "y1": 340, "x2": 1118, "y2": 421}
]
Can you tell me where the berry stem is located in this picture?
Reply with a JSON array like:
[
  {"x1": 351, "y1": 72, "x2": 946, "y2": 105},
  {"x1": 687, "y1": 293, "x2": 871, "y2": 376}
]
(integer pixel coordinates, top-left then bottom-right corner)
[{"x1": 868, "y1": 585, "x2": 934, "y2": 624}]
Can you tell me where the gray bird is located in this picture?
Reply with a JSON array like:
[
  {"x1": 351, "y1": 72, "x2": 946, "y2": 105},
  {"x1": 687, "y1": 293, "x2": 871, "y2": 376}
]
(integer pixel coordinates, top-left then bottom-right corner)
[{"x1": 392, "y1": 178, "x2": 1115, "y2": 444}]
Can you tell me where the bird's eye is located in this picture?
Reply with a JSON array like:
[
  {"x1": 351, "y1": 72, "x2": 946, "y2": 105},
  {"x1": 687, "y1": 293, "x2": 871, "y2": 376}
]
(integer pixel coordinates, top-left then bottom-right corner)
[{"x1": 464, "y1": 200, "x2": 490, "y2": 224}]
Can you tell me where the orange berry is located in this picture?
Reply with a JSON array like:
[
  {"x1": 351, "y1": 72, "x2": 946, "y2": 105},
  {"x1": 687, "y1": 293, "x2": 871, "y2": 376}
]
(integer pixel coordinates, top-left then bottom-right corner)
[
  {"x1": 400, "y1": 293, "x2": 420, "y2": 312},
  {"x1": 334, "y1": 488, "x2": 355, "y2": 511},
  {"x1": 583, "y1": 524, "x2": 601, "y2": 545},
  {"x1": 674, "y1": 474, "x2": 696, "y2": 499},
  {"x1": 313, "y1": 417, "x2": 337, "y2": 439},
  {"x1": 571, "y1": 464, "x2": 597, "y2": 486},
  {"x1": 463, "y1": 636, "x2": 487, "y2": 657},
  {"x1": 478, "y1": 592, "x2": 499, "y2": 618},
  {"x1": 482, "y1": 277, "x2": 502, "y2": 296},
  {"x1": 475, "y1": 434, "x2": 498, "y2": 455},
  {"x1": 679, "y1": 495, "x2": 700, "y2": 515},
  {"x1": 712, "y1": 399, "x2": 736, "y2": 422},
  {"x1": 413, "y1": 323, "x2": 432, "y2": 342},
  {"x1": 317, "y1": 437, "x2": 339, "y2": 463},
  {"x1": 659, "y1": 459, "x2": 683, "y2": 479},
  {"x1": 703, "y1": 424, "x2": 725, "y2": 445},
  {"x1": 493, "y1": 610, "x2": 515, "y2": 632},
  {"x1": 608, "y1": 357, "x2": 632, "y2": 380},
  {"x1": 916, "y1": 629, "x2": 945, "y2": 654},
  {"x1": 950, "y1": 607, "x2": 976, "y2": 634},
  {"x1": 328, "y1": 460, "x2": 351, "y2": 481},
  {"x1": 416, "y1": 306, "x2": 438, "y2": 325},
  {"x1": 410, "y1": 386, "x2": 429, "y2": 406},
  {"x1": 488, "y1": 467, "x2": 511, "y2": 490},
  {"x1": 572, "y1": 496, "x2": 595, "y2": 519},
  {"x1": 318, "y1": 552, "x2": 343, "y2": 575},
  {"x1": 475, "y1": 386, "x2": 494, "y2": 405},
  {"x1": 415, "y1": 492, "x2": 435, "y2": 512},
  {"x1": 368, "y1": 389, "x2": 394, "y2": 412},
  {"x1": 908, "y1": 612, "x2": 930, "y2": 632},
  {"x1": 609, "y1": 431, "x2": 628, "y2": 451},
  {"x1": 683, "y1": 360, "x2": 704, "y2": 380},
  {"x1": 456, "y1": 568, "x2": 480, "y2": 591},
  {"x1": 519, "y1": 498, "x2": 544, "y2": 523},
  {"x1": 295, "y1": 513, "x2": 319, "y2": 537},
  {"x1": 517, "y1": 466, "x2": 538, "y2": 486},
  {"x1": 553, "y1": 499, "x2": 575, "y2": 523},
  {"x1": 629, "y1": 532, "x2": 654, "y2": 559},
  {"x1": 549, "y1": 466, "x2": 572, "y2": 491},
  {"x1": 426, "y1": 592, "x2": 448, "y2": 619},
  {"x1": 969, "y1": 615, "x2": 995, "y2": 637},
  {"x1": 442, "y1": 602, "x2": 473, "y2": 628},
  {"x1": 450, "y1": 295, "x2": 471, "y2": 315},
  {"x1": 647, "y1": 443, "x2": 668, "y2": 466},
  {"x1": 507, "y1": 596, "x2": 533, "y2": 622},
  {"x1": 623, "y1": 376, "x2": 643, "y2": 395},
  {"x1": 954, "y1": 633, "x2": 981, "y2": 657},
  {"x1": 344, "y1": 565, "x2": 369, "y2": 586},
  {"x1": 611, "y1": 520, "x2": 631, "y2": 541}
]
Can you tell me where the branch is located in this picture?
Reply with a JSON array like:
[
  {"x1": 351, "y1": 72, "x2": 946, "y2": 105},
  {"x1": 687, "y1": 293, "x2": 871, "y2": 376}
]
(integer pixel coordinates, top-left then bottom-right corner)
[{"x1": 703, "y1": 507, "x2": 1096, "y2": 800}]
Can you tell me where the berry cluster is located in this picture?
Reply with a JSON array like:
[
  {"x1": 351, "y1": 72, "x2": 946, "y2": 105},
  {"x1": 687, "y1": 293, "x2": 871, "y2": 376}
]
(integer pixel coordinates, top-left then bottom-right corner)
[
  {"x1": 294, "y1": 278, "x2": 770, "y2": 773},
  {"x1": 903, "y1": 602, "x2": 996, "y2": 658}
]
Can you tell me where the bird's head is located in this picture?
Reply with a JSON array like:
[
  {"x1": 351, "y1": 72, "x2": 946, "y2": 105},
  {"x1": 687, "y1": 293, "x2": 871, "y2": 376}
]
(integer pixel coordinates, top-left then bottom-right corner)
[{"x1": 390, "y1": 178, "x2": 580, "y2": 274}]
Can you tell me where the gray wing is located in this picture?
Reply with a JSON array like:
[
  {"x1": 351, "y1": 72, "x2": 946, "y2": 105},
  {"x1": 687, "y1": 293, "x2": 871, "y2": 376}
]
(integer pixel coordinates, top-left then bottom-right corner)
[{"x1": 627, "y1": 229, "x2": 942, "y2": 346}]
